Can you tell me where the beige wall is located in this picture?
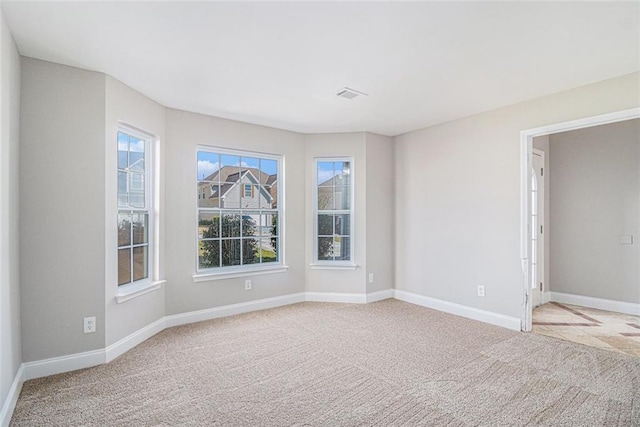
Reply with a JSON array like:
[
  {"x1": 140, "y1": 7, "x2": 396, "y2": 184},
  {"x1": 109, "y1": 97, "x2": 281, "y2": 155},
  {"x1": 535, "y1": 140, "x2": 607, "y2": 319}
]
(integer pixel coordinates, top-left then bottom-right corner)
[
  {"x1": 394, "y1": 72, "x2": 640, "y2": 319},
  {"x1": 365, "y1": 133, "x2": 394, "y2": 293},
  {"x1": 304, "y1": 133, "x2": 367, "y2": 294},
  {"x1": 0, "y1": 8, "x2": 21, "y2": 408},
  {"x1": 549, "y1": 119, "x2": 640, "y2": 304},
  {"x1": 20, "y1": 58, "x2": 106, "y2": 361},
  {"x1": 164, "y1": 109, "x2": 307, "y2": 315},
  {"x1": 104, "y1": 76, "x2": 167, "y2": 346}
]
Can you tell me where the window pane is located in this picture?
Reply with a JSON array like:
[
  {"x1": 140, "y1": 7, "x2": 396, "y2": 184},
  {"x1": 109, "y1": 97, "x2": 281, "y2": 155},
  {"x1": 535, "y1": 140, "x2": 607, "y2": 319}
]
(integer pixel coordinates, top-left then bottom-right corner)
[
  {"x1": 317, "y1": 161, "x2": 336, "y2": 186},
  {"x1": 241, "y1": 212, "x2": 259, "y2": 237},
  {"x1": 261, "y1": 213, "x2": 277, "y2": 238},
  {"x1": 198, "y1": 183, "x2": 219, "y2": 208},
  {"x1": 243, "y1": 238, "x2": 260, "y2": 264},
  {"x1": 132, "y1": 213, "x2": 148, "y2": 245},
  {"x1": 335, "y1": 214, "x2": 350, "y2": 235},
  {"x1": 132, "y1": 246, "x2": 148, "y2": 281},
  {"x1": 318, "y1": 237, "x2": 334, "y2": 260},
  {"x1": 221, "y1": 213, "x2": 241, "y2": 237},
  {"x1": 129, "y1": 173, "x2": 145, "y2": 208},
  {"x1": 318, "y1": 214, "x2": 333, "y2": 235},
  {"x1": 117, "y1": 132, "x2": 129, "y2": 170},
  {"x1": 334, "y1": 186, "x2": 350, "y2": 210},
  {"x1": 118, "y1": 213, "x2": 131, "y2": 247},
  {"x1": 199, "y1": 239, "x2": 220, "y2": 269},
  {"x1": 197, "y1": 151, "x2": 220, "y2": 182},
  {"x1": 317, "y1": 187, "x2": 334, "y2": 210},
  {"x1": 222, "y1": 239, "x2": 241, "y2": 266},
  {"x1": 262, "y1": 158, "x2": 277, "y2": 183},
  {"x1": 242, "y1": 185, "x2": 261, "y2": 209},
  {"x1": 334, "y1": 236, "x2": 350, "y2": 261},
  {"x1": 199, "y1": 212, "x2": 220, "y2": 239},
  {"x1": 118, "y1": 171, "x2": 128, "y2": 206},
  {"x1": 335, "y1": 161, "x2": 350, "y2": 185},
  {"x1": 241, "y1": 156, "x2": 260, "y2": 179},
  {"x1": 221, "y1": 154, "x2": 241, "y2": 173},
  {"x1": 129, "y1": 136, "x2": 145, "y2": 172},
  {"x1": 261, "y1": 237, "x2": 277, "y2": 263},
  {"x1": 118, "y1": 248, "x2": 131, "y2": 286},
  {"x1": 261, "y1": 184, "x2": 276, "y2": 209}
]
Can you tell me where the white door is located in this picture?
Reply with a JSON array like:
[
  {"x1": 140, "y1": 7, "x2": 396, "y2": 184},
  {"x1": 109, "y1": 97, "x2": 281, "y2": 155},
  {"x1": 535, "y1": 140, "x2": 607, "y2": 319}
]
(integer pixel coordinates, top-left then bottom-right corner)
[{"x1": 531, "y1": 150, "x2": 545, "y2": 308}]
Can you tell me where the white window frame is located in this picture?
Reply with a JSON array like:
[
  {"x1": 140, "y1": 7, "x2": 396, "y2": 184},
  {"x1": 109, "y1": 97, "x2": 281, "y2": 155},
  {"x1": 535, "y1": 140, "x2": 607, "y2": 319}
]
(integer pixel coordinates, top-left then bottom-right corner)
[
  {"x1": 193, "y1": 146, "x2": 287, "y2": 282},
  {"x1": 116, "y1": 125, "x2": 162, "y2": 302},
  {"x1": 312, "y1": 157, "x2": 355, "y2": 268}
]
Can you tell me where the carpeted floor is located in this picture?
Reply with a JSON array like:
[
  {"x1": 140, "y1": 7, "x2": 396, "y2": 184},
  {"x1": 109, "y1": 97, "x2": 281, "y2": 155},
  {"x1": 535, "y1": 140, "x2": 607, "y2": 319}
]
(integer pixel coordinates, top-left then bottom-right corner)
[{"x1": 11, "y1": 300, "x2": 640, "y2": 426}]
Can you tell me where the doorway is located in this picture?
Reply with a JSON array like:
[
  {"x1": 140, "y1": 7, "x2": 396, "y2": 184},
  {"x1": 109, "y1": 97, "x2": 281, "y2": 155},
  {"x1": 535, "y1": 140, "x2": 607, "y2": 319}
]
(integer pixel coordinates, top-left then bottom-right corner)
[{"x1": 519, "y1": 107, "x2": 640, "y2": 332}]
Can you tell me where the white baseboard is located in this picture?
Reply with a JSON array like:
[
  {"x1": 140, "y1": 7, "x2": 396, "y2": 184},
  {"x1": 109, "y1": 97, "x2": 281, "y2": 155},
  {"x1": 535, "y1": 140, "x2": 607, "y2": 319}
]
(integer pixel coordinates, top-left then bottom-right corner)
[
  {"x1": 0, "y1": 365, "x2": 23, "y2": 427},
  {"x1": 305, "y1": 292, "x2": 366, "y2": 303},
  {"x1": 22, "y1": 348, "x2": 105, "y2": 381},
  {"x1": 165, "y1": 292, "x2": 306, "y2": 328},
  {"x1": 542, "y1": 292, "x2": 551, "y2": 304},
  {"x1": 366, "y1": 289, "x2": 394, "y2": 303},
  {"x1": 393, "y1": 290, "x2": 521, "y2": 331},
  {"x1": 550, "y1": 292, "x2": 640, "y2": 316},
  {"x1": 105, "y1": 317, "x2": 167, "y2": 362}
]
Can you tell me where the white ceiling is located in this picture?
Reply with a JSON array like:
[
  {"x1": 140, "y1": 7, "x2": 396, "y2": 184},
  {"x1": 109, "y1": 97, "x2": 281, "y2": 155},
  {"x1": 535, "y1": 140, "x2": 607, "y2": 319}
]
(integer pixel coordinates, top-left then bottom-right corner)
[{"x1": 2, "y1": 1, "x2": 639, "y2": 136}]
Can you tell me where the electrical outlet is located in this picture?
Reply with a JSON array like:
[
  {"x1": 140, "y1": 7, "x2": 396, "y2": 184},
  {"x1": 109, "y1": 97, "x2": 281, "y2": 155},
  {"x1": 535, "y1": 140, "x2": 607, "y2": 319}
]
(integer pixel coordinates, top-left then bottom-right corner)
[
  {"x1": 477, "y1": 285, "x2": 485, "y2": 297},
  {"x1": 368, "y1": 273, "x2": 374, "y2": 284},
  {"x1": 245, "y1": 279, "x2": 252, "y2": 290},
  {"x1": 84, "y1": 317, "x2": 96, "y2": 334}
]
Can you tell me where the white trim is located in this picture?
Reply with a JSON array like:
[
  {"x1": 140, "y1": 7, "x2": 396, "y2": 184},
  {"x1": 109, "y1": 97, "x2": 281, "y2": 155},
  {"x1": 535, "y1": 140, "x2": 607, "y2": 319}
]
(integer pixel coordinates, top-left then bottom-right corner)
[
  {"x1": 0, "y1": 365, "x2": 23, "y2": 427},
  {"x1": 366, "y1": 289, "x2": 394, "y2": 303},
  {"x1": 394, "y1": 290, "x2": 521, "y2": 331},
  {"x1": 550, "y1": 292, "x2": 640, "y2": 316},
  {"x1": 22, "y1": 348, "x2": 105, "y2": 381},
  {"x1": 165, "y1": 292, "x2": 305, "y2": 327},
  {"x1": 520, "y1": 107, "x2": 640, "y2": 331},
  {"x1": 542, "y1": 291, "x2": 551, "y2": 304},
  {"x1": 309, "y1": 263, "x2": 357, "y2": 271},
  {"x1": 115, "y1": 280, "x2": 165, "y2": 304},
  {"x1": 105, "y1": 317, "x2": 166, "y2": 362},
  {"x1": 305, "y1": 292, "x2": 366, "y2": 304},
  {"x1": 193, "y1": 265, "x2": 289, "y2": 282}
]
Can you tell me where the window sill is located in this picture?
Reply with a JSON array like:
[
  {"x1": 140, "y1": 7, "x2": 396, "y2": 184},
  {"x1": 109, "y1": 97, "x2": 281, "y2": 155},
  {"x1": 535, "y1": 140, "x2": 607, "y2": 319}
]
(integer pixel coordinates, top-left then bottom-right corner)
[
  {"x1": 309, "y1": 263, "x2": 358, "y2": 271},
  {"x1": 193, "y1": 265, "x2": 290, "y2": 282},
  {"x1": 116, "y1": 280, "x2": 165, "y2": 304}
]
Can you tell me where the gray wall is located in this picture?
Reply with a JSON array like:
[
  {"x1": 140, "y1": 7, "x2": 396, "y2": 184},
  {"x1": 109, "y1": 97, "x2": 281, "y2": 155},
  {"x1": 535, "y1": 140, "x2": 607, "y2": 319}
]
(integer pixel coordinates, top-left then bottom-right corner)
[
  {"x1": 365, "y1": 133, "x2": 394, "y2": 293},
  {"x1": 394, "y1": 72, "x2": 639, "y2": 319},
  {"x1": 549, "y1": 119, "x2": 640, "y2": 304},
  {"x1": 104, "y1": 77, "x2": 167, "y2": 346},
  {"x1": 164, "y1": 108, "x2": 307, "y2": 315},
  {"x1": 0, "y1": 8, "x2": 21, "y2": 408},
  {"x1": 20, "y1": 58, "x2": 106, "y2": 361}
]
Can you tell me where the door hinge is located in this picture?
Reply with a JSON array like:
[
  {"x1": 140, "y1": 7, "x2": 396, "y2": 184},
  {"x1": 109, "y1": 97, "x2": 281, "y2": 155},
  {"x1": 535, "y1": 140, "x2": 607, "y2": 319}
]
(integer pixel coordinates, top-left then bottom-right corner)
[
  {"x1": 541, "y1": 168, "x2": 543, "y2": 176},
  {"x1": 540, "y1": 225, "x2": 543, "y2": 234},
  {"x1": 540, "y1": 282, "x2": 543, "y2": 291}
]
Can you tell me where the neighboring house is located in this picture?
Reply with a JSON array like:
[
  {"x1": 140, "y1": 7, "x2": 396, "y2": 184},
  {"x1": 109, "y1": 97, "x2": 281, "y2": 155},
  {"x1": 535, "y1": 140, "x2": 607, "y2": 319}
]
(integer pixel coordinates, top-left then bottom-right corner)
[
  {"x1": 317, "y1": 174, "x2": 349, "y2": 210},
  {"x1": 198, "y1": 166, "x2": 276, "y2": 209}
]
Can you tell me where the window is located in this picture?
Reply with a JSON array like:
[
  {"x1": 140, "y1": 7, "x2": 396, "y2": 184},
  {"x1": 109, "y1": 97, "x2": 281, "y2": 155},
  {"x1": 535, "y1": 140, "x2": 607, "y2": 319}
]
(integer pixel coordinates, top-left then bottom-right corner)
[
  {"x1": 117, "y1": 128, "x2": 153, "y2": 287},
  {"x1": 197, "y1": 148, "x2": 281, "y2": 271},
  {"x1": 314, "y1": 158, "x2": 353, "y2": 263}
]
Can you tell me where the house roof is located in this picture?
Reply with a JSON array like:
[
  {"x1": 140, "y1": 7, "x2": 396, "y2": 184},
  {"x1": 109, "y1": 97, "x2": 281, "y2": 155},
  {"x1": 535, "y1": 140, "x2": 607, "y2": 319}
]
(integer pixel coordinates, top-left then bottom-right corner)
[{"x1": 200, "y1": 165, "x2": 276, "y2": 186}]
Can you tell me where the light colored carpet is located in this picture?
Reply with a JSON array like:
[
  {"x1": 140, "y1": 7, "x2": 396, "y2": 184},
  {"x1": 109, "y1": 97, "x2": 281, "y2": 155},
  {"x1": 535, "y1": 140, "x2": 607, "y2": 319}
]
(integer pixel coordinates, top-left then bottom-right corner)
[{"x1": 11, "y1": 300, "x2": 640, "y2": 426}]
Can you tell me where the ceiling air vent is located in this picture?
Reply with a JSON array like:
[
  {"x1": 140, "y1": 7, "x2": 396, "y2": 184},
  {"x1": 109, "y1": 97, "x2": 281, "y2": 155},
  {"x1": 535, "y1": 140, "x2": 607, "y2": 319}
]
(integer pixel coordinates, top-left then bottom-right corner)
[{"x1": 336, "y1": 87, "x2": 368, "y2": 99}]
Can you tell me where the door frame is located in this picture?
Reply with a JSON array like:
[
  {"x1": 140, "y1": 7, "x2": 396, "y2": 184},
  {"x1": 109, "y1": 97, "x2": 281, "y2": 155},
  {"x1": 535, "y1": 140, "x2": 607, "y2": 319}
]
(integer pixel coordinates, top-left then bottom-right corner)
[
  {"x1": 531, "y1": 148, "x2": 544, "y2": 308},
  {"x1": 519, "y1": 107, "x2": 640, "y2": 331}
]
